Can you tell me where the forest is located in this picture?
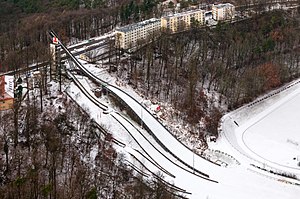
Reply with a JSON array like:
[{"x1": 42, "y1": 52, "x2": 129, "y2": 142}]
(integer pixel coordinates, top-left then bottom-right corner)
[
  {"x1": 0, "y1": 0, "x2": 300, "y2": 197},
  {"x1": 117, "y1": 9, "x2": 300, "y2": 139},
  {"x1": 0, "y1": 0, "x2": 164, "y2": 72},
  {"x1": 0, "y1": 90, "x2": 179, "y2": 198},
  {"x1": 0, "y1": 1, "x2": 183, "y2": 198}
]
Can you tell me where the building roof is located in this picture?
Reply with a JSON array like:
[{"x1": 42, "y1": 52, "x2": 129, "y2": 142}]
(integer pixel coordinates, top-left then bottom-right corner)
[
  {"x1": 81, "y1": 48, "x2": 106, "y2": 60},
  {"x1": 0, "y1": 92, "x2": 13, "y2": 100},
  {"x1": 161, "y1": 0, "x2": 177, "y2": 5},
  {"x1": 116, "y1": 18, "x2": 161, "y2": 33},
  {"x1": 162, "y1": 9, "x2": 204, "y2": 19},
  {"x1": 213, "y1": 3, "x2": 234, "y2": 9}
]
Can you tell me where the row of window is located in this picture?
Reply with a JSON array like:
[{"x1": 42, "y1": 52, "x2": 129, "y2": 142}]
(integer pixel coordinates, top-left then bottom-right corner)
[
  {"x1": 122, "y1": 22, "x2": 160, "y2": 33},
  {"x1": 128, "y1": 26, "x2": 159, "y2": 33},
  {"x1": 125, "y1": 26, "x2": 160, "y2": 35}
]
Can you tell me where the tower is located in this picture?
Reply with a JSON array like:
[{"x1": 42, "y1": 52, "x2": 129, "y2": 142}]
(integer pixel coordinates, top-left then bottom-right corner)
[{"x1": 49, "y1": 37, "x2": 61, "y2": 80}]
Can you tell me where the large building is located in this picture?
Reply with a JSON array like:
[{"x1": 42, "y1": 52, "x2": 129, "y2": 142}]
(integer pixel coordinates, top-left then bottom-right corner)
[
  {"x1": 115, "y1": 3, "x2": 235, "y2": 49},
  {"x1": 161, "y1": 9, "x2": 205, "y2": 33},
  {"x1": 212, "y1": 3, "x2": 235, "y2": 21},
  {"x1": 115, "y1": 18, "x2": 161, "y2": 49}
]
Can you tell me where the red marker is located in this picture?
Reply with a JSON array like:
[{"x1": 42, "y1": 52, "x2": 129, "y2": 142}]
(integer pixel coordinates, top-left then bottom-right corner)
[{"x1": 53, "y1": 37, "x2": 58, "y2": 44}]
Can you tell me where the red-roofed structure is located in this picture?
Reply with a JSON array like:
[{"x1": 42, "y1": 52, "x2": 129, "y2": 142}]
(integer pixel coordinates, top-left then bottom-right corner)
[{"x1": 0, "y1": 76, "x2": 5, "y2": 98}]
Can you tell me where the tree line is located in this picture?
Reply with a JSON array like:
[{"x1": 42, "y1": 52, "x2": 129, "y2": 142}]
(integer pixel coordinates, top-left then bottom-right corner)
[
  {"x1": 0, "y1": 0, "x2": 142, "y2": 72},
  {"x1": 116, "y1": 10, "x2": 300, "y2": 139},
  {"x1": 0, "y1": 89, "x2": 180, "y2": 198},
  {"x1": 1, "y1": 0, "x2": 299, "y2": 146},
  {"x1": 1, "y1": 0, "x2": 296, "y2": 72}
]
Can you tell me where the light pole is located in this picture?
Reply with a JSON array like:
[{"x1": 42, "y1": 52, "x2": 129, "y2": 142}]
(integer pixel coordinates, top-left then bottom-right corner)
[
  {"x1": 193, "y1": 142, "x2": 195, "y2": 174},
  {"x1": 140, "y1": 107, "x2": 143, "y2": 129}
]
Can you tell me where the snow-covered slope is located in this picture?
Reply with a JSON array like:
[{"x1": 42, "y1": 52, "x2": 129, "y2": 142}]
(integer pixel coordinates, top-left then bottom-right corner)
[{"x1": 63, "y1": 43, "x2": 300, "y2": 198}]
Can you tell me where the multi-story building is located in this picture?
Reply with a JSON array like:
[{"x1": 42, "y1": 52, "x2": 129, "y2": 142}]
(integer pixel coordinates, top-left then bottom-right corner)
[
  {"x1": 115, "y1": 3, "x2": 235, "y2": 49},
  {"x1": 212, "y1": 3, "x2": 235, "y2": 21},
  {"x1": 115, "y1": 18, "x2": 161, "y2": 49},
  {"x1": 161, "y1": 9, "x2": 205, "y2": 33}
]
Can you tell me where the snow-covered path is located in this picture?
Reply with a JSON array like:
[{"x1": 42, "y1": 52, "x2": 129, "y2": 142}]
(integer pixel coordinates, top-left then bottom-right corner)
[
  {"x1": 59, "y1": 34, "x2": 300, "y2": 198},
  {"x1": 67, "y1": 71, "x2": 300, "y2": 198},
  {"x1": 107, "y1": 85, "x2": 220, "y2": 177},
  {"x1": 106, "y1": 83, "x2": 300, "y2": 199}
]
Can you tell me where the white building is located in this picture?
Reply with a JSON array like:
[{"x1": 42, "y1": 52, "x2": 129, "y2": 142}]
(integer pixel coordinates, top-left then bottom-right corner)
[
  {"x1": 212, "y1": 3, "x2": 235, "y2": 21},
  {"x1": 115, "y1": 18, "x2": 161, "y2": 50},
  {"x1": 161, "y1": 9, "x2": 205, "y2": 33},
  {"x1": 0, "y1": 75, "x2": 14, "y2": 111},
  {"x1": 161, "y1": 0, "x2": 178, "y2": 7}
]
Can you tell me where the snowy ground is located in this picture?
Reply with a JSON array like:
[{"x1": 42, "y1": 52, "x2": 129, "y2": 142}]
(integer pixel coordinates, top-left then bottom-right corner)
[
  {"x1": 222, "y1": 79, "x2": 300, "y2": 177},
  {"x1": 61, "y1": 39, "x2": 300, "y2": 198},
  {"x1": 243, "y1": 92, "x2": 300, "y2": 169}
]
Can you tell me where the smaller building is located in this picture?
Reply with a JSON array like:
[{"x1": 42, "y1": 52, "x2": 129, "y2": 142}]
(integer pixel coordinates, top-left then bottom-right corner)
[
  {"x1": 161, "y1": 9, "x2": 205, "y2": 33},
  {"x1": 161, "y1": 0, "x2": 178, "y2": 7},
  {"x1": 0, "y1": 75, "x2": 14, "y2": 111},
  {"x1": 206, "y1": 135, "x2": 217, "y2": 143},
  {"x1": 212, "y1": 3, "x2": 235, "y2": 21},
  {"x1": 161, "y1": 0, "x2": 179, "y2": 9},
  {"x1": 79, "y1": 53, "x2": 94, "y2": 63},
  {"x1": 79, "y1": 48, "x2": 110, "y2": 63},
  {"x1": 115, "y1": 18, "x2": 161, "y2": 50}
]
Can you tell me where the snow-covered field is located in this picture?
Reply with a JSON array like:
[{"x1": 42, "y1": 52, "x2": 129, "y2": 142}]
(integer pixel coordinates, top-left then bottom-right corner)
[
  {"x1": 222, "y1": 80, "x2": 300, "y2": 177},
  {"x1": 63, "y1": 40, "x2": 300, "y2": 198},
  {"x1": 243, "y1": 92, "x2": 300, "y2": 169}
]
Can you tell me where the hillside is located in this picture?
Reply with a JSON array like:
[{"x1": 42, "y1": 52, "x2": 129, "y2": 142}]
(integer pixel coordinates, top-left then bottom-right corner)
[{"x1": 0, "y1": 82, "x2": 179, "y2": 198}]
